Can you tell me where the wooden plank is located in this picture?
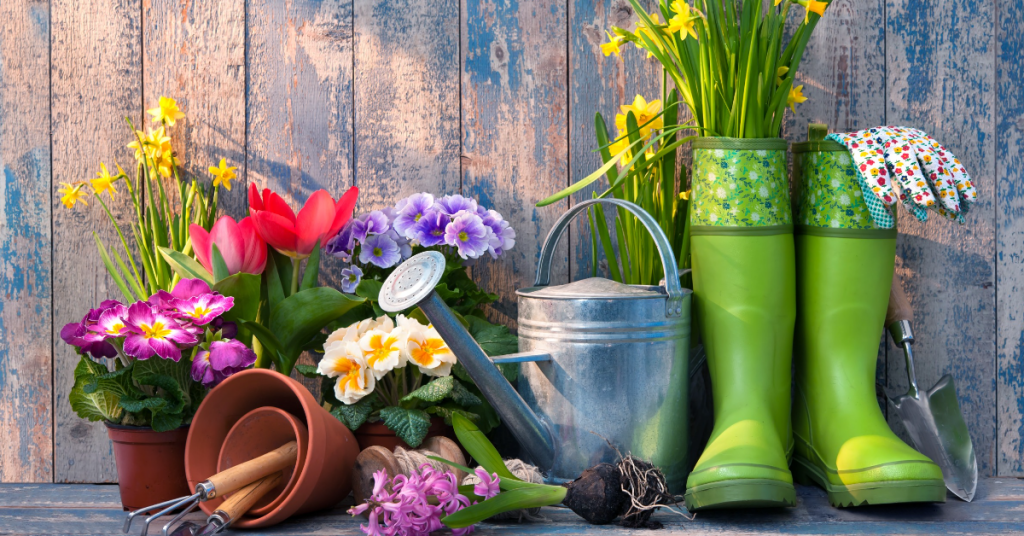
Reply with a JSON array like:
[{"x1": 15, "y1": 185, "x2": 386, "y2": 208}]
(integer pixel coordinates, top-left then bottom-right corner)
[
  {"x1": 1, "y1": 481, "x2": 1023, "y2": 535},
  {"x1": 143, "y1": 0, "x2": 247, "y2": 219},
  {"x1": 885, "y1": 0, "x2": 997, "y2": 476},
  {"x1": 246, "y1": 0, "x2": 355, "y2": 393},
  {"x1": 568, "y1": 0, "x2": 662, "y2": 280},
  {"x1": 353, "y1": 0, "x2": 461, "y2": 210},
  {"x1": 461, "y1": 0, "x2": 570, "y2": 327},
  {"x1": 996, "y1": 0, "x2": 1024, "y2": 477},
  {"x1": 0, "y1": 485, "x2": 120, "y2": 508},
  {"x1": 0, "y1": 0, "x2": 53, "y2": 483},
  {"x1": 51, "y1": 0, "x2": 144, "y2": 483}
]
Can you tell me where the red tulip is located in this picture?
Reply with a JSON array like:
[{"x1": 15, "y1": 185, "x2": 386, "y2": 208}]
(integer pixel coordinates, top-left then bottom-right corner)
[
  {"x1": 248, "y1": 183, "x2": 358, "y2": 259},
  {"x1": 190, "y1": 216, "x2": 267, "y2": 275}
]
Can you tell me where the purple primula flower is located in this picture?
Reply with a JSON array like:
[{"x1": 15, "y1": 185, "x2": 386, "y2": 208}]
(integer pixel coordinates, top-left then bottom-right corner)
[
  {"x1": 359, "y1": 233, "x2": 402, "y2": 269},
  {"x1": 210, "y1": 318, "x2": 238, "y2": 339},
  {"x1": 386, "y1": 229, "x2": 413, "y2": 260},
  {"x1": 444, "y1": 212, "x2": 496, "y2": 259},
  {"x1": 480, "y1": 209, "x2": 516, "y2": 258},
  {"x1": 60, "y1": 322, "x2": 118, "y2": 359},
  {"x1": 409, "y1": 210, "x2": 449, "y2": 247},
  {"x1": 326, "y1": 219, "x2": 359, "y2": 258},
  {"x1": 167, "y1": 292, "x2": 234, "y2": 326},
  {"x1": 341, "y1": 264, "x2": 363, "y2": 294},
  {"x1": 92, "y1": 304, "x2": 130, "y2": 339},
  {"x1": 472, "y1": 467, "x2": 501, "y2": 499},
  {"x1": 393, "y1": 193, "x2": 435, "y2": 235},
  {"x1": 191, "y1": 339, "x2": 257, "y2": 387},
  {"x1": 361, "y1": 210, "x2": 390, "y2": 236},
  {"x1": 436, "y1": 194, "x2": 478, "y2": 216},
  {"x1": 122, "y1": 302, "x2": 198, "y2": 361},
  {"x1": 148, "y1": 278, "x2": 214, "y2": 310}
]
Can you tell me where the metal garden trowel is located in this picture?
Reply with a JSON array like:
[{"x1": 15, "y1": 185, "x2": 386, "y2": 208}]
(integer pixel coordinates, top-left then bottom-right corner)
[{"x1": 885, "y1": 272, "x2": 978, "y2": 502}]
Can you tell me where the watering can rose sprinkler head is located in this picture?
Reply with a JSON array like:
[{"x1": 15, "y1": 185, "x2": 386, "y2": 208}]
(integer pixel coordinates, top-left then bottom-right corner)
[{"x1": 378, "y1": 251, "x2": 556, "y2": 471}]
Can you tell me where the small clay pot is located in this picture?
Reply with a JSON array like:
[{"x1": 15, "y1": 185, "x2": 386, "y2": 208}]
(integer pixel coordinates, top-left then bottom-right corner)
[
  {"x1": 186, "y1": 368, "x2": 359, "y2": 528},
  {"x1": 105, "y1": 423, "x2": 191, "y2": 511},
  {"x1": 217, "y1": 407, "x2": 308, "y2": 518},
  {"x1": 354, "y1": 418, "x2": 452, "y2": 452}
]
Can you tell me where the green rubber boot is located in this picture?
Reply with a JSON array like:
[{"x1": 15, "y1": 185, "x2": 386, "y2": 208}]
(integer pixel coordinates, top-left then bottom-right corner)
[
  {"x1": 791, "y1": 129, "x2": 946, "y2": 508},
  {"x1": 684, "y1": 138, "x2": 796, "y2": 510}
]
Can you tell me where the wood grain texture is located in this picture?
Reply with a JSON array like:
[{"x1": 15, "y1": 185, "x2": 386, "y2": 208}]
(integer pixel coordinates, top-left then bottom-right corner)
[
  {"x1": 0, "y1": 0, "x2": 52, "y2": 483},
  {"x1": 353, "y1": 0, "x2": 460, "y2": 210},
  {"x1": 461, "y1": 0, "x2": 570, "y2": 327},
  {"x1": 144, "y1": 0, "x2": 247, "y2": 218},
  {"x1": 996, "y1": 0, "x2": 1024, "y2": 477},
  {"x1": 568, "y1": 0, "x2": 662, "y2": 280},
  {"x1": 1, "y1": 481, "x2": 1023, "y2": 535},
  {"x1": 50, "y1": 0, "x2": 143, "y2": 483},
  {"x1": 885, "y1": 0, "x2": 997, "y2": 476}
]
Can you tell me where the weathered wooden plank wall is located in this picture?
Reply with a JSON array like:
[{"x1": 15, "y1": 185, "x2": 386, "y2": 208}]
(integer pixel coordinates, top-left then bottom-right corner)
[{"x1": 0, "y1": 0, "x2": 1021, "y2": 483}]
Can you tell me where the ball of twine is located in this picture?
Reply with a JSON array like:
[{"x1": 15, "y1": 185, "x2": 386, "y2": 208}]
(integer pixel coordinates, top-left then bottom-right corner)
[
  {"x1": 462, "y1": 459, "x2": 547, "y2": 522},
  {"x1": 392, "y1": 446, "x2": 452, "y2": 476}
]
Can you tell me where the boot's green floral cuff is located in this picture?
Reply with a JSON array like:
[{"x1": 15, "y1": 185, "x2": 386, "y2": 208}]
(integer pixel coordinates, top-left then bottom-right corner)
[
  {"x1": 690, "y1": 138, "x2": 793, "y2": 234},
  {"x1": 794, "y1": 145, "x2": 876, "y2": 230}
]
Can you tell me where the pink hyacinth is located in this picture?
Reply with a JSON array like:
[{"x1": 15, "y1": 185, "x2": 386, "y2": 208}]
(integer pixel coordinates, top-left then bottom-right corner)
[{"x1": 348, "y1": 463, "x2": 491, "y2": 536}]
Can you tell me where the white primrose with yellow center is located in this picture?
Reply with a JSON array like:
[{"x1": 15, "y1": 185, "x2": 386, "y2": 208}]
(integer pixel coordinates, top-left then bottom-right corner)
[
  {"x1": 403, "y1": 326, "x2": 457, "y2": 377},
  {"x1": 318, "y1": 341, "x2": 376, "y2": 405},
  {"x1": 359, "y1": 328, "x2": 405, "y2": 380}
]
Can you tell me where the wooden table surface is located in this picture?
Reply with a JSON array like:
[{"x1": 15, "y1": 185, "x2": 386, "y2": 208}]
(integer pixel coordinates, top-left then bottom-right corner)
[{"x1": 1, "y1": 479, "x2": 1022, "y2": 536}]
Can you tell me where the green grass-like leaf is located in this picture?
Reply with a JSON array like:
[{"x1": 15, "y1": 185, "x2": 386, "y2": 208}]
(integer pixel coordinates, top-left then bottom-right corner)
[
  {"x1": 441, "y1": 486, "x2": 567, "y2": 529},
  {"x1": 452, "y1": 412, "x2": 520, "y2": 483},
  {"x1": 159, "y1": 246, "x2": 214, "y2": 285}
]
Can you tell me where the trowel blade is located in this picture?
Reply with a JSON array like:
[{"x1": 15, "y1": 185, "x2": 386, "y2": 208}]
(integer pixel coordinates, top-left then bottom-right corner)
[{"x1": 889, "y1": 374, "x2": 978, "y2": 502}]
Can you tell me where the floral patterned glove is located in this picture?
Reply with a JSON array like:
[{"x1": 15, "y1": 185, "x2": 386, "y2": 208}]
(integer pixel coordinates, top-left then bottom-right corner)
[{"x1": 826, "y1": 127, "x2": 977, "y2": 228}]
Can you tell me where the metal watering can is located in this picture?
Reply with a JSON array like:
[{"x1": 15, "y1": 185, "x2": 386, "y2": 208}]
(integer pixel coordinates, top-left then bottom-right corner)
[{"x1": 379, "y1": 198, "x2": 692, "y2": 491}]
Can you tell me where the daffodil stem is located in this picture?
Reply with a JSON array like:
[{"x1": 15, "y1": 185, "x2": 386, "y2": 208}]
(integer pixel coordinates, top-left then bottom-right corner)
[{"x1": 290, "y1": 258, "x2": 301, "y2": 296}]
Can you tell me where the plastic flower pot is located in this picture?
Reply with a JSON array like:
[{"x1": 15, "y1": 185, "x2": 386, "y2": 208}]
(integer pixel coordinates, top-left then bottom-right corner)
[
  {"x1": 353, "y1": 418, "x2": 451, "y2": 452},
  {"x1": 217, "y1": 406, "x2": 308, "y2": 518},
  {"x1": 185, "y1": 368, "x2": 359, "y2": 528},
  {"x1": 105, "y1": 423, "x2": 191, "y2": 511}
]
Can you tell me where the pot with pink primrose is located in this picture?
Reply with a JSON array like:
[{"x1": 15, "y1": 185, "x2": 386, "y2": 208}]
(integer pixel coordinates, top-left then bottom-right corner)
[{"x1": 60, "y1": 278, "x2": 257, "y2": 511}]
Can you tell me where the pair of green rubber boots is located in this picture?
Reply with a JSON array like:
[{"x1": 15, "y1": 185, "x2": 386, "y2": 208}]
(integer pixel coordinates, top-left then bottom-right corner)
[{"x1": 682, "y1": 134, "x2": 946, "y2": 510}]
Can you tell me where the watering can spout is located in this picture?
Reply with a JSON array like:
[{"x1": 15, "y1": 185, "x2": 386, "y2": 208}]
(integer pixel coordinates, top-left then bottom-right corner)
[{"x1": 378, "y1": 252, "x2": 556, "y2": 471}]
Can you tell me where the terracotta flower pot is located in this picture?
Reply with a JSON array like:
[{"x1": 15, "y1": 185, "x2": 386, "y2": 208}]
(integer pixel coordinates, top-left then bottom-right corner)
[
  {"x1": 354, "y1": 417, "x2": 452, "y2": 452},
  {"x1": 185, "y1": 368, "x2": 359, "y2": 528},
  {"x1": 105, "y1": 423, "x2": 191, "y2": 511}
]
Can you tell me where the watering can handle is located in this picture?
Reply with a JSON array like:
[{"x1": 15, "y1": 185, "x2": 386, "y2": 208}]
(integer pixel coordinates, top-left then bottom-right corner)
[{"x1": 534, "y1": 198, "x2": 686, "y2": 317}]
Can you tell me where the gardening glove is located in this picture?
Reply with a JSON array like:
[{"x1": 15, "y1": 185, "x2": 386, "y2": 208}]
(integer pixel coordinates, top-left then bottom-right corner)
[{"x1": 826, "y1": 127, "x2": 977, "y2": 228}]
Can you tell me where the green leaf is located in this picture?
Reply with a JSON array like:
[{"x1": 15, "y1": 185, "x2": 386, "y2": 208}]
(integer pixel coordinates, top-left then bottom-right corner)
[
  {"x1": 426, "y1": 455, "x2": 475, "y2": 475},
  {"x1": 118, "y1": 395, "x2": 167, "y2": 413},
  {"x1": 211, "y1": 244, "x2": 230, "y2": 282},
  {"x1": 300, "y1": 240, "x2": 321, "y2": 291},
  {"x1": 334, "y1": 396, "x2": 376, "y2": 431},
  {"x1": 240, "y1": 320, "x2": 284, "y2": 369},
  {"x1": 263, "y1": 248, "x2": 286, "y2": 315},
  {"x1": 427, "y1": 404, "x2": 480, "y2": 427},
  {"x1": 69, "y1": 355, "x2": 122, "y2": 422},
  {"x1": 380, "y1": 406, "x2": 431, "y2": 448},
  {"x1": 355, "y1": 279, "x2": 383, "y2": 301},
  {"x1": 294, "y1": 364, "x2": 320, "y2": 379},
  {"x1": 466, "y1": 316, "x2": 518, "y2": 358},
  {"x1": 270, "y1": 248, "x2": 294, "y2": 297},
  {"x1": 450, "y1": 379, "x2": 482, "y2": 407},
  {"x1": 84, "y1": 364, "x2": 140, "y2": 399},
  {"x1": 151, "y1": 411, "x2": 183, "y2": 432},
  {"x1": 158, "y1": 246, "x2": 214, "y2": 285},
  {"x1": 93, "y1": 233, "x2": 135, "y2": 303},
  {"x1": 214, "y1": 272, "x2": 261, "y2": 325},
  {"x1": 452, "y1": 412, "x2": 520, "y2": 483},
  {"x1": 402, "y1": 376, "x2": 455, "y2": 403},
  {"x1": 441, "y1": 486, "x2": 568, "y2": 529},
  {"x1": 269, "y1": 287, "x2": 366, "y2": 367}
]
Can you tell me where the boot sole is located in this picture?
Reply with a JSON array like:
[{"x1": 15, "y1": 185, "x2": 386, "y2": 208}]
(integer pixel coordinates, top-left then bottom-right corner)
[
  {"x1": 684, "y1": 479, "x2": 796, "y2": 510},
  {"x1": 792, "y1": 457, "x2": 946, "y2": 507}
]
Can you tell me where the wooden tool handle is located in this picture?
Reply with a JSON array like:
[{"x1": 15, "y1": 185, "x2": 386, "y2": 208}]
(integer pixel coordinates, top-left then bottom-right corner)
[
  {"x1": 206, "y1": 441, "x2": 297, "y2": 498},
  {"x1": 885, "y1": 271, "x2": 914, "y2": 326},
  {"x1": 215, "y1": 472, "x2": 283, "y2": 523}
]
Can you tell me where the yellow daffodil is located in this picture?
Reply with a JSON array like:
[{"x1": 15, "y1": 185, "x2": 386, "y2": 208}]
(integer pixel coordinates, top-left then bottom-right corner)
[
  {"x1": 147, "y1": 96, "x2": 185, "y2": 126},
  {"x1": 91, "y1": 163, "x2": 118, "y2": 197},
  {"x1": 209, "y1": 158, "x2": 237, "y2": 191},
  {"x1": 788, "y1": 84, "x2": 808, "y2": 112},
  {"x1": 776, "y1": 65, "x2": 790, "y2": 86},
  {"x1": 601, "y1": 31, "x2": 626, "y2": 57},
  {"x1": 58, "y1": 182, "x2": 88, "y2": 209},
  {"x1": 799, "y1": 0, "x2": 827, "y2": 23},
  {"x1": 775, "y1": 0, "x2": 784, "y2": 5},
  {"x1": 153, "y1": 149, "x2": 180, "y2": 178},
  {"x1": 615, "y1": 95, "x2": 664, "y2": 139},
  {"x1": 127, "y1": 126, "x2": 172, "y2": 163},
  {"x1": 635, "y1": 13, "x2": 664, "y2": 58},
  {"x1": 668, "y1": 1, "x2": 699, "y2": 41}
]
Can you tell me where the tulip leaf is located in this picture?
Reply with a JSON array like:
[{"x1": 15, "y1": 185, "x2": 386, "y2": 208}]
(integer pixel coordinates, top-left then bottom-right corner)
[
  {"x1": 355, "y1": 279, "x2": 382, "y2": 301},
  {"x1": 240, "y1": 319, "x2": 285, "y2": 369},
  {"x1": 214, "y1": 272, "x2": 261, "y2": 325},
  {"x1": 159, "y1": 246, "x2": 214, "y2": 285},
  {"x1": 211, "y1": 244, "x2": 230, "y2": 283},
  {"x1": 268, "y1": 287, "x2": 366, "y2": 372},
  {"x1": 271, "y1": 248, "x2": 294, "y2": 297},
  {"x1": 452, "y1": 412, "x2": 520, "y2": 483},
  {"x1": 300, "y1": 240, "x2": 321, "y2": 291},
  {"x1": 441, "y1": 486, "x2": 567, "y2": 529},
  {"x1": 263, "y1": 249, "x2": 286, "y2": 317}
]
